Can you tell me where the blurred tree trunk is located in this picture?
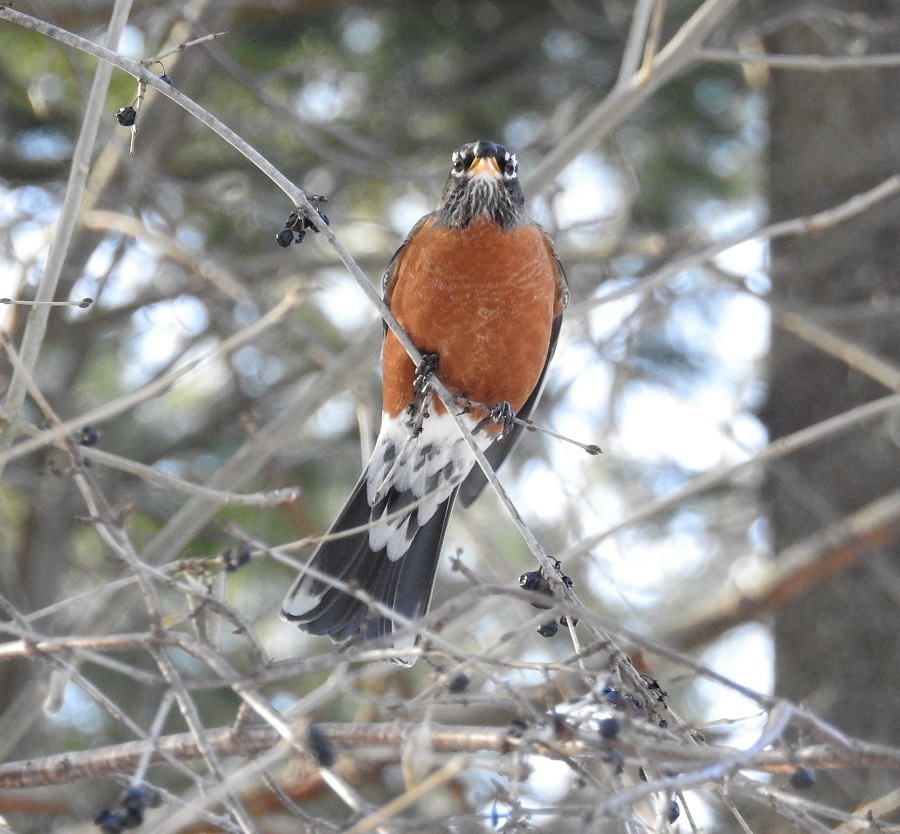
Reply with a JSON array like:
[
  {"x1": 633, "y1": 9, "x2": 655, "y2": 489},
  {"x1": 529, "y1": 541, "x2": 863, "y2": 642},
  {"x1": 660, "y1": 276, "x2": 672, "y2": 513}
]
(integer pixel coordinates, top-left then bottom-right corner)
[{"x1": 762, "y1": 0, "x2": 900, "y2": 804}]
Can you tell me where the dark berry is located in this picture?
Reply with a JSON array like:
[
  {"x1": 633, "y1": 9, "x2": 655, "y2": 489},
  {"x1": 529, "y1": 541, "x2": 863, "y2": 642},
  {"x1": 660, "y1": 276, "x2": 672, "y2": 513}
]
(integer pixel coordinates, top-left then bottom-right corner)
[
  {"x1": 668, "y1": 800, "x2": 680, "y2": 823},
  {"x1": 122, "y1": 787, "x2": 144, "y2": 811},
  {"x1": 221, "y1": 546, "x2": 252, "y2": 572},
  {"x1": 307, "y1": 724, "x2": 336, "y2": 768},
  {"x1": 519, "y1": 569, "x2": 545, "y2": 593},
  {"x1": 507, "y1": 718, "x2": 527, "y2": 738},
  {"x1": 95, "y1": 809, "x2": 125, "y2": 834},
  {"x1": 537, "y1": 620, "x2": 558, "y2": 637},
  {"x1": 602, "y1": 686, "x2": 621, "y2": 706},
  {"x1": 79, "y1": 426, "x2": 101, "y2": 446},
  {"x1": 447, "y1": 673, "x2": 470, "y2": 693},
  {"x1": 598, "y1": 717, "x2": 619, "y2": 740},
  {"x1": 790, "y1": 767, "x2": 815, "y2": 789},
  {"x1": 116, "y1": 106, "x2": 136, "y2": 127},
  {"x1": 276, "y1": 228, "x2": 295, "y2": 247}
]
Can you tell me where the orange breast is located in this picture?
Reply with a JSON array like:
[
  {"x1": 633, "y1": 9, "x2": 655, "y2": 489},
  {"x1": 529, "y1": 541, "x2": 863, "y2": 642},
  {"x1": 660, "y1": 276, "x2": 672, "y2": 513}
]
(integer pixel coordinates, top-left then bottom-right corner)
[{"x1": 382, "y1": 217, "x2": 561, "y2": 421}]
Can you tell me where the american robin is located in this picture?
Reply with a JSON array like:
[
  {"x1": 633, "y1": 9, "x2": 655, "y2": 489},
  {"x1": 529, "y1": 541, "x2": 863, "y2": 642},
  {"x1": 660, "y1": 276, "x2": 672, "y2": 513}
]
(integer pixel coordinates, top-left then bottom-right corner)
[{"x1": 281, "y1": 140, "x2": 567, "y2": 657}]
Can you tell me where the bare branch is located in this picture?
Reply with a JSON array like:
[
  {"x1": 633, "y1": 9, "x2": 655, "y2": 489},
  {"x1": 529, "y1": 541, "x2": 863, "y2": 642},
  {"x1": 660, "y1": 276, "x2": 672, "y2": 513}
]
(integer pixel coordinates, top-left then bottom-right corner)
[
  {"x1": 2, "y1": 715, "x2": 898, "y2": 791},
  {"x1": 698, "y1": 47, "x2": 900, "y2": 70},
  {"x1": 587, "y1": 175, "x2": 900, "y2": 308},
  {"x1": 0, "y1": 0, "x2": 132, "y2": 466},
  {"x1": 561, "y1": 390, "x2": 900, "y2": 562},
  {"x1": 667, "y1": 487, "x2": 900, "y2": 648},
  {"x1": 0, "y1": 289, "x2": 305, "y2": 467}
]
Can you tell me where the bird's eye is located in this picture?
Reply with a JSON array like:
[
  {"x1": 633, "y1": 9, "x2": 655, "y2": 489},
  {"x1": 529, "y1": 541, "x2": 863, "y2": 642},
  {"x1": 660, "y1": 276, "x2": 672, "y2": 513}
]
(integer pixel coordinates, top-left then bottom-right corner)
[
  {"x1": 451, "y1": 152, "x2": 467, "y2": 175},
  {"x1": 502, "y1": 153, "x2": 518, "y2": 179}
]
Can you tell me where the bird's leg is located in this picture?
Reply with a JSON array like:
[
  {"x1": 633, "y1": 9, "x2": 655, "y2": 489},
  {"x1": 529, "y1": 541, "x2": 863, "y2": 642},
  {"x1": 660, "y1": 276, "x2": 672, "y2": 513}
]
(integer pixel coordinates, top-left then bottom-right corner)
[
  {"x1": 475, "y1": 400, "x2": 516, "y2": 439},
  {"x1": 404, "y1": 353, "x2": 438, "y2": 438}
]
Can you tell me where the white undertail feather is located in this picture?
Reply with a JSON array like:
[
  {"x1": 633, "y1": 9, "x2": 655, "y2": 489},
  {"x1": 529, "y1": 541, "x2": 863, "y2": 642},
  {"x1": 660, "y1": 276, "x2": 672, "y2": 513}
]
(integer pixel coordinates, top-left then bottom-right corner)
[
  {"x1": 366, "y1": 409, "x2": 491, "y2": 560},
  {"x1": 281, "y1": 566, "x2": 324, "y2": 617},
  {"x1": 280, "y1": 406, "x2": 492, "y2": 622}
]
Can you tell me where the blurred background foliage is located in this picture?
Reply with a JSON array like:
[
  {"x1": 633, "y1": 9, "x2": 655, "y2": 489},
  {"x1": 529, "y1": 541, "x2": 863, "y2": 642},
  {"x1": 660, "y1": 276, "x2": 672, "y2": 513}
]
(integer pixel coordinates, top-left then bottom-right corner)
[
  {"x1": 1, "y1": 0, "x2": 897, "y2": 831},
  {"x1": 0, "y1": 0, "x2": 764, "y2": 643}
]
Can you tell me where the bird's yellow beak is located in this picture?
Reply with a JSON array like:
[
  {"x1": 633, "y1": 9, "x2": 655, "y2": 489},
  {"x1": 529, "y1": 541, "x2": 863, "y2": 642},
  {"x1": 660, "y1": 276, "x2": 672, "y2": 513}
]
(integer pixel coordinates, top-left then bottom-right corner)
[{"x1": 467, "y1": 155, "x2": 501, "y2": 179}]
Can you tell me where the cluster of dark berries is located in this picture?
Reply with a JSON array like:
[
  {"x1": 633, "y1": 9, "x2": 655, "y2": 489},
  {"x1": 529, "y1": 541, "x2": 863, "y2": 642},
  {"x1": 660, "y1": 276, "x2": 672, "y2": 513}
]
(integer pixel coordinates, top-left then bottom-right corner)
[
  {"x1": 95, "y1": 786, "x2": 161, "y2": 833},
  {"x1": 276, "y1": 196, "x2": 329, "y2": 247},
  {"x1": 600, "y1": 683, "x2": 659, "y2": 717},
  {"x1": 519, "y1": 559, "x2": 575, "y2": 637}
]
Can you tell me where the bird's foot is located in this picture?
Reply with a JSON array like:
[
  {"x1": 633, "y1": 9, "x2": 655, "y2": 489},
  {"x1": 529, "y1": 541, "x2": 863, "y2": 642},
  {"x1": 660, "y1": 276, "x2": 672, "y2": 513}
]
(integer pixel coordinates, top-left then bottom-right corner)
[
  {"x1": 404, "y1": 354, "x2": 437, "y2": 437},
  {"x1": 413, "y1": 353, "x2": 438, "y2": 396},
  {"x1": 475, "y1": 400, "x2": 516, "y2": 438}
]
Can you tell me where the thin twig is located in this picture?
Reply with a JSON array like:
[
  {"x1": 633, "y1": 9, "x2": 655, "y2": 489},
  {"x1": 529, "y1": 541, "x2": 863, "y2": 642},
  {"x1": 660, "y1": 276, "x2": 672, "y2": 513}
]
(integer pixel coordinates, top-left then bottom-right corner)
[
  {"x1": 598, "y1": 702, "x2": 794, "y2": 815},
  {"x1": 527, "y1": 0, "x2": 738, "y2": 194},
  {"x1": 342, "y1": 757, "x2": 467, "y2": 834},
  {"x1": 698, "y1": 47, "x2": 900, "y2": 70},
  {"x1": 0, "y1": 0, "x2": 132, "y2": 470},
  {"x1": 0, "y1": 288, "x2": 304, "y2": 467},
  {"x1": 0, "y1": 297, "x2": 93, "y2": 307},
  {"x1": 80, "y1": 447, "x2": 301, "y2": 506},
  {"x1": 132, "y1": 691, "x2": 176, "y2": 785},
  {"x1": 615, "y1": 0, "x2": 658, "y2": 87},
  {"x1": 149, "y1": 646, "x2": 258, "y2": 834},
  {"x1": 773, "y1": 307, "x2": 900, "y2": 392},
  {"x1": 142, "y1": 31, "x2": 229, "y2": 66},
  {"x1": 584, "y1": 174, "x2": 900, "y2": 309},
  {"x1": 460, "y1": 397, "x2": 602, "y2": 455},
  {"x1": 637, "y1": 0, "x2": 668, "y2": 84},
  {"x1": 561, "y1": 390, "x2": 900, "y2": 563}
]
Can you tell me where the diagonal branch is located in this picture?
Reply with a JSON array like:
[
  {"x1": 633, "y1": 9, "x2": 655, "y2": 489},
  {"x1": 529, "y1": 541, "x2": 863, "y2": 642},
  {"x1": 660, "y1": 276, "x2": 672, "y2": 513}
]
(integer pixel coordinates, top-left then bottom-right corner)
[{"x1": 665, "y1": 486, "x2": 900, "y2": 648}]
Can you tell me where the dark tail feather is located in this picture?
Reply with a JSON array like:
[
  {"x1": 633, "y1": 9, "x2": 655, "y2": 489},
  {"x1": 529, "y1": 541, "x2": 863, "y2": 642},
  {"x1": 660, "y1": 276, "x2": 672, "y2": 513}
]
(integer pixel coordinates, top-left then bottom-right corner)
[{"x1": 281, "y1": 472, "x2": 457, "y2": 655}]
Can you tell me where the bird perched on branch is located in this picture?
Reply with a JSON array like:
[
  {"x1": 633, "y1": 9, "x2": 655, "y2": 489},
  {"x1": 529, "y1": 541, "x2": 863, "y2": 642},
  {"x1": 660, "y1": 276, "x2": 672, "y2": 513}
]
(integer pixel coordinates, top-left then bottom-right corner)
[{"x1": 281, "y1": 140, "x2": 567, "y2": 659}]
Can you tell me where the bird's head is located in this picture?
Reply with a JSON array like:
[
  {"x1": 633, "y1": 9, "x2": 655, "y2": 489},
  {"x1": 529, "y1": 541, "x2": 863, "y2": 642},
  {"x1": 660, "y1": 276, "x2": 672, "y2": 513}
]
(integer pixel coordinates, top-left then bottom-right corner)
[{"x1": 435, "y1": 140, "x2": 528, "y2": 230}]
